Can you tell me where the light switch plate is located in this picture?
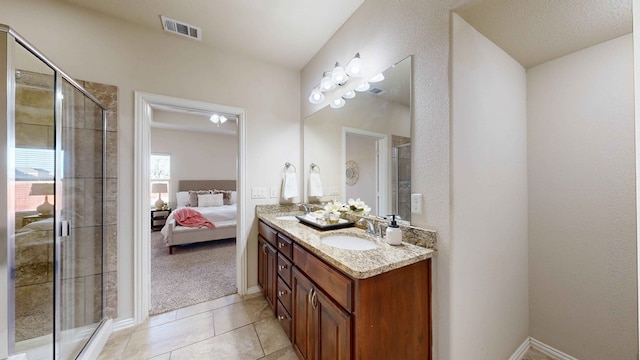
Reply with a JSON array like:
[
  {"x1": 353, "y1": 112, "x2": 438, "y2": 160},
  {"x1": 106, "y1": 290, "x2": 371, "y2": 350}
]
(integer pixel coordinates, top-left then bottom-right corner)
[
  {"x1": 270, "y1": 187, "x2": 278, "y2": 198},
  {"x1": 411, "y1": 193, "x2": 422, "y2": 214},
  {"x1": 251, "y1": 187, "x2": 268, "y2": 199}
]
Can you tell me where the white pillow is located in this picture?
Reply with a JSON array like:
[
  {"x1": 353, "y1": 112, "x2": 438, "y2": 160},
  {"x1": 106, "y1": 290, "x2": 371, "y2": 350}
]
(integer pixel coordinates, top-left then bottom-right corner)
[
  {"x1": 176, "y1": 191, "x2": 190, "y2": 208},
  {"x1": 230, "y1": 191, "x2": 237, "y2": 204},
  {"x1": 198, "y1": 193, "x2": 223, "y2": 207}
]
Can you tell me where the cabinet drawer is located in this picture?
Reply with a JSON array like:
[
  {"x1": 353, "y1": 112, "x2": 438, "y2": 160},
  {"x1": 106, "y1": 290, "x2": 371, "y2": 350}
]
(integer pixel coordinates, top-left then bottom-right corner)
[
  {"x1": 277, "y1": 253, "x2": 292, "y2": 286},
  {"x1": 276, "y1": 233, "x2": 293, "y2": 260},
  {"x1": 293, "y1": 244, "x2": 353, "y2": 312},
  {"x1": 258, "y1": 221, "x2": 277, "y2": 247},
  {"x1": 277, "y1": 277, "x2": 292, "y2": 315},
  {"x1": 276, "y1": 300, "x2": 292, "y2": 340}
]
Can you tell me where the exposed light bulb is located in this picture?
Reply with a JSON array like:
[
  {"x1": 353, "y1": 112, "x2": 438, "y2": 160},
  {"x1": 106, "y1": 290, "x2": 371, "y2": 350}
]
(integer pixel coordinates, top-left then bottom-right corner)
[
  {"x1": 308, "y1": 88, "x2": 325, "y2": 104},
  {"x1": 210, "y1": 114, "x2": 219, "y2": 123},
  {"x1": 369, "y1": 73, "x2": 385, "y2": 82},
  {"x1": 330, "y1": 62, "x2": 348, "y2": 85},
  {"x1": 345, "y1": 53, "x2": 363, "y2": 77},
  {"x1": 355, "y1": 82, "x2": 370, "y2": 92},
  {"x1": 330, "y1": 97, "x2": 346, "y2": 109},
  {"x1": 219, "y1": 115, "x2": 227, "y2": 124},
  {"x1": 343, "y1": 90, "x2": 356, "y2": 99}
]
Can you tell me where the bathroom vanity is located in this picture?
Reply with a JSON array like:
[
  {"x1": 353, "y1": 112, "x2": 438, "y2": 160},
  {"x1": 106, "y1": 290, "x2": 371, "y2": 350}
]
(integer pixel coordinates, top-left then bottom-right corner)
[{"x1": 257, "y1": 210, "x2": 435, "y2": 360}]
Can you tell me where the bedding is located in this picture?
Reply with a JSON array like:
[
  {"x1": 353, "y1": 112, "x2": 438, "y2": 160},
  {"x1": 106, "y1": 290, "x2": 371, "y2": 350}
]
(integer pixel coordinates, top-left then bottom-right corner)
[{"x1": 161, "y1": 180, "x2": 237, "y2": 254}]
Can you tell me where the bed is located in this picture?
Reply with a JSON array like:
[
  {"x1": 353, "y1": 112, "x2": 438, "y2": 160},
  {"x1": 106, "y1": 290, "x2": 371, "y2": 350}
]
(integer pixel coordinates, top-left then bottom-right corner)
[{"x1": 160, "y1": 180, "x2": 237, "y2": 254}]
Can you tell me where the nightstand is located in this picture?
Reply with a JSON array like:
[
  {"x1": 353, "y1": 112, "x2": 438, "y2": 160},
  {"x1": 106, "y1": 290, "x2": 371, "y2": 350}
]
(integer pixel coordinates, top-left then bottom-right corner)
[{"x1": 151, "y1": 209, "x2": 172, "y2": 231}]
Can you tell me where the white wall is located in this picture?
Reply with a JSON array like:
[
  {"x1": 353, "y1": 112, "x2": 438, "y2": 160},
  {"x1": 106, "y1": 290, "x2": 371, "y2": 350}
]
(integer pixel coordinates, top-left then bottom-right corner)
[
  {"x1": 0, "y1": 0, "x2": 301, "y2": 324},
  {"x1": 150, "y1": 127, "x2": 237, "y2": 207},
  {"x1": 528, "y1": 34, "x2": 637, "y2": 359},
  {"x1": 450, "y1": 14, "x2": 529, "y2": 358}
]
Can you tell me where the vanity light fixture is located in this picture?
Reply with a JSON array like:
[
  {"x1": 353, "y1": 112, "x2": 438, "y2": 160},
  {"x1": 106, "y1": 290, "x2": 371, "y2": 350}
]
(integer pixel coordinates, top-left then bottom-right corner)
[
  {"x1": 345, "y1": 53, "x2": 363, "y2": 77},
  {"x1": 320, "y1": 72, "x2": 337, "y2": 92},
  {"x1": 308, "y1": 53, "x2": 365, "y2": 106},
  {"x1": 330, "y1": 62, "x2": 348, "y2": 85},
  {"x1": 330, "y1": 97, "x2": 346, "y2": 109},
  {"x1": 343, "y1": 90, "x2": 356, "y2": 99},
  {"x1": 308, "y1": 88, "x2": 325, "y2": 104},
  {"x1": 355, "y1": 82, "x2": 370, "y2": 92},
  {"x1": 210, "y1": 113, "x2": 228, "y2": 127},
  {"x1": 369, "y1": 72, "x2": 385, "y2": 82}
]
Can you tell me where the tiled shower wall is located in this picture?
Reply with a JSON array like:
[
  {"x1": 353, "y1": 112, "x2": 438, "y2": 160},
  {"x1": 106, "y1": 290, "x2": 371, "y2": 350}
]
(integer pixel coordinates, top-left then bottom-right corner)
[{"x1": 14, "y1": 70, "x2": 118, "y2": 341}]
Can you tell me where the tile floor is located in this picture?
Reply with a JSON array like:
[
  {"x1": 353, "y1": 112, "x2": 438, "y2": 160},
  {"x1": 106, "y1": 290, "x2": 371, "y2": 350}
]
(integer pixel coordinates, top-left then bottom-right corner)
[
  {"x1": 99, "y1": 292, "x2": 554, "y2": 360},
  {"x1": 98, "y1": 293, "x2": 298, "y2": 360}
]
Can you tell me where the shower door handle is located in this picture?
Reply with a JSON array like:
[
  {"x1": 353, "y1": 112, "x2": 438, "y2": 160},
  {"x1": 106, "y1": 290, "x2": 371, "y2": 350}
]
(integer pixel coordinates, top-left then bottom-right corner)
[{"x1": 59, "y1": 220, "x2": 70, "y2": 237}]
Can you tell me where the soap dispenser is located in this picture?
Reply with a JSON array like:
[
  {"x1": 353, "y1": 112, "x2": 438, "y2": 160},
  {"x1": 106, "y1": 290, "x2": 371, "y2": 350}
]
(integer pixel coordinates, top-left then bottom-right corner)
[{"x1": 386, "y1": 215, "x2": 402, "y2": 245}]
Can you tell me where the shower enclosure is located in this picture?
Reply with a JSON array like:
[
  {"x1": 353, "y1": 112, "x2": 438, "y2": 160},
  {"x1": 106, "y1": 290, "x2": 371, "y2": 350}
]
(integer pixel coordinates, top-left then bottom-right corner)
[
  {"x1": 392, "y1": 141, "x2": 411, "y2": 222},
  {"x1": 0, "y1": 24, "x2": 109, "y2": 359}
]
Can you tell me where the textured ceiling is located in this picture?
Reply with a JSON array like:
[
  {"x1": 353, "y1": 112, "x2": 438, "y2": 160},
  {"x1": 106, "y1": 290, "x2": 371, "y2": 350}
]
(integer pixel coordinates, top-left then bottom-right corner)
[
  {"x1": 454, "y1": 0, "x2": 632, "y2": 68},
  {"x1": 57, "y1": 0, "x2": 365, "y2": 70}
]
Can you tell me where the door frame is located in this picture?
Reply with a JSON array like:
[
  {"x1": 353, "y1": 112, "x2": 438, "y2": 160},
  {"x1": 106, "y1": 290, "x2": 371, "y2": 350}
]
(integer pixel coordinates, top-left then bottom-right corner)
[{"x1": 133, "y1": 91, "x2": 247, "y2": 324}]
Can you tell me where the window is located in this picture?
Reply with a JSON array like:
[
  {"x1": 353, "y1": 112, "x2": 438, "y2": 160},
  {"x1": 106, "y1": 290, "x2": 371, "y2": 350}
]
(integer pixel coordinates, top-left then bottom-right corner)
[
  {"x1": 15, "y1": 148, "x2": 55, "y2": 212},
  {"x1": 150, "y1": 154, "x2": 171, "y2": 208}
]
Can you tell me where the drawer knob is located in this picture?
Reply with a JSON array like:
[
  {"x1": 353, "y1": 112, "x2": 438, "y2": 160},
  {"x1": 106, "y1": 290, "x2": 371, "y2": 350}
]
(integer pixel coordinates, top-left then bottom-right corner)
[
  {"x1": 278, "y1": 242, "x2": 285, "y2": 248},
  {"x1": 278, "y1": 290, "x2": 286, "y2": 296},
  {"x1": 278, "y1": 264, "x2": 288, "y2": 270},
  {"x1": 278, "y1": 315, "x2": 285, "y2": 321}
]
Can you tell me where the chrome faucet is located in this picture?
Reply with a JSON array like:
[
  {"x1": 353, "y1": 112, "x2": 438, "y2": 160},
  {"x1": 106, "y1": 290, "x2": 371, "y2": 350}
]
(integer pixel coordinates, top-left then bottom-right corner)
[
  {"x1": 358, "y1": 218, "x2": 381, "y2": 237},
  {"x1": 298, "y1": 203, "x2": 312, "y2": 215}
]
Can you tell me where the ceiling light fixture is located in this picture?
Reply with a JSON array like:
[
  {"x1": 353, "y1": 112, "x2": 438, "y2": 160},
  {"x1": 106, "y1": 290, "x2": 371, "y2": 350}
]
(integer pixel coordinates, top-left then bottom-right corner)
[{"x1": 210, "y1": 113, "x2": 228, "y2": 127}]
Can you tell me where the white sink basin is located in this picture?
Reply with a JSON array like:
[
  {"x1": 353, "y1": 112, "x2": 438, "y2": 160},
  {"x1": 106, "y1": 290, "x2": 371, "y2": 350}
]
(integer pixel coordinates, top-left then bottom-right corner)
[
  {"x1": 275, "y1": 215, "x2": 299, "y2": 221},
  {"x1": 321, "y1": 235, "x2": 378, "y2": 251}
]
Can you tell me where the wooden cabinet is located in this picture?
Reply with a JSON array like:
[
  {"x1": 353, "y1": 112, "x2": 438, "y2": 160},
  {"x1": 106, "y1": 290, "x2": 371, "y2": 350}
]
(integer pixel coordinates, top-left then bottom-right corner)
[
  {"x1": 258, "y1": 234, "x2": 277, "y2": 312},
  {"x1": 258, "y1": 220, "x2": 432, "y2": 359},
  {"x1": 293, "y1": 267, "x2": 351, "y2": 360}
]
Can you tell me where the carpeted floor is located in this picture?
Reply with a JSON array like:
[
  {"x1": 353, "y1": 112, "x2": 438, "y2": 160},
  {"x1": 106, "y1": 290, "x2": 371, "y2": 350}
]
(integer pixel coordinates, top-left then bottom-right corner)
[{"x1": 150, "y1": 231, "x2": 237, "y2": 315}]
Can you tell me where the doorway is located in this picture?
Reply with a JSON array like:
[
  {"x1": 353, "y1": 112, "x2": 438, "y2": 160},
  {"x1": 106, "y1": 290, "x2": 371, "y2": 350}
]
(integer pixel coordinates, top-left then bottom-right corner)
[
  {"x1": 133, "y1": 92, "x2": 247, "y2": 324},
  {"x1": 343, "y1": 127, "x2": 388, "y2": 216}
]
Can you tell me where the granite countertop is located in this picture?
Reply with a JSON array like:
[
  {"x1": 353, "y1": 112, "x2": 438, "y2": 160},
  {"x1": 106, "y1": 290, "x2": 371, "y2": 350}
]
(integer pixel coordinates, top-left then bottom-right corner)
[{"x1": 257, "y1": 210, "x2": 435, "y2": 279}]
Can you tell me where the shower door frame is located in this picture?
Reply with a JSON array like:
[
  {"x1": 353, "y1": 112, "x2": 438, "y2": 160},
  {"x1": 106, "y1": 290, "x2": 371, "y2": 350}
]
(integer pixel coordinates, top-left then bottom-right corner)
[{"x1": 0, "y1": 24, "x2": 111, "y2": 359}]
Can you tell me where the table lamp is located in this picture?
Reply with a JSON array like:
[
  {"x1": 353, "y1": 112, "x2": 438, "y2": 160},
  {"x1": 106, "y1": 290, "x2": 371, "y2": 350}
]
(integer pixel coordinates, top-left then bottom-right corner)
[
  {"x1": 29, "y1": 182, "x2": 54, "y2": 216},
  {"x1": 151, "y1": 183, "x2": 168, "y2": 210}
]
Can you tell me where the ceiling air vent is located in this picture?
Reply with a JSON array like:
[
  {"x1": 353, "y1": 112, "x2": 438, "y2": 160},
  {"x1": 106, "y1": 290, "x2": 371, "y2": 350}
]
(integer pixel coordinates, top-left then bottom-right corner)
[
  {"x1": 368, "y1": 87, "x2": 386, "y2": 95},
  {"x1": 160, "y1": 15, "x2": 201, "y2": 41}
]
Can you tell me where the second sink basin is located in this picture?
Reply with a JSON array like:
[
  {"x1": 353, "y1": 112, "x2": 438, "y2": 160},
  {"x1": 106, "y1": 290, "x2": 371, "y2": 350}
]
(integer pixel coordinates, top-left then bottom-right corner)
[{"x1": 321, "y1": 235, "x2": 378, "y2": 251}]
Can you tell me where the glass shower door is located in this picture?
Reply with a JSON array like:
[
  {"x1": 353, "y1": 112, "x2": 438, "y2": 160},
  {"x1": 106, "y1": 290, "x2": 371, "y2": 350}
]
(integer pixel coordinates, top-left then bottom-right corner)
[{"x1": 56, "y1": 78, "x2": 105, "y2": 359}]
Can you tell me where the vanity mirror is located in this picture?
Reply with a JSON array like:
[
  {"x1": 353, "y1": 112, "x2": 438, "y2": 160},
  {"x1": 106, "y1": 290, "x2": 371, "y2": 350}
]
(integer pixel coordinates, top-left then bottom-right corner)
[{"x1": 304, "y1": 55, "x2": 412, "y2": 223}]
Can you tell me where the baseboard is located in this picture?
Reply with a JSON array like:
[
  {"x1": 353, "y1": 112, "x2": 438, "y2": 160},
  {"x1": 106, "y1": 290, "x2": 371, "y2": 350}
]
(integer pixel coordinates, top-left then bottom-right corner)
[
  {"x1": 530, "y1": 337, "x2": 579, "y2": 360},
  {"x1": 246, "y1": 285, "x2": 262, "y2": 295},
  {"x1": 508, "y1": 337, "x2": 531, "y2": 360},
  {"x1": 8, "y1": 354, "x2": 26, "y2": 360},
  {"x1": 113, "y1": 317, "x2": 136, "y2": 332}
]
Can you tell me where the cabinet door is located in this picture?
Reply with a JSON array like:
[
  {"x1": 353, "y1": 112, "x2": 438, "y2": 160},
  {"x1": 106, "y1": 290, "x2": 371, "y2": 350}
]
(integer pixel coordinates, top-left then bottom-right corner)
[
  {"x1": 258, "y1": 235, "x2": 266, "y2": 291},
  {"x1": 292, "y1": 268, "x2": 315, "y2": 360},
  {"x1": 314, "y1": 289, "x2": 351, "y2": 360},
  {"x1": 293, "y1": 267, "x2": 352, "y2": 360},
  {"x1": 265, "y1": 241, "x2": 278, "y2": 312}
]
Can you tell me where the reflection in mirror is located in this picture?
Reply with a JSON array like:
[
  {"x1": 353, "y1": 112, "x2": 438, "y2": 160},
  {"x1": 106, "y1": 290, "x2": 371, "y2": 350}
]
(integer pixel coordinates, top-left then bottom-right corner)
[{"x1": 304, "y1": 55, "x2": 412, "y2": 223}]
